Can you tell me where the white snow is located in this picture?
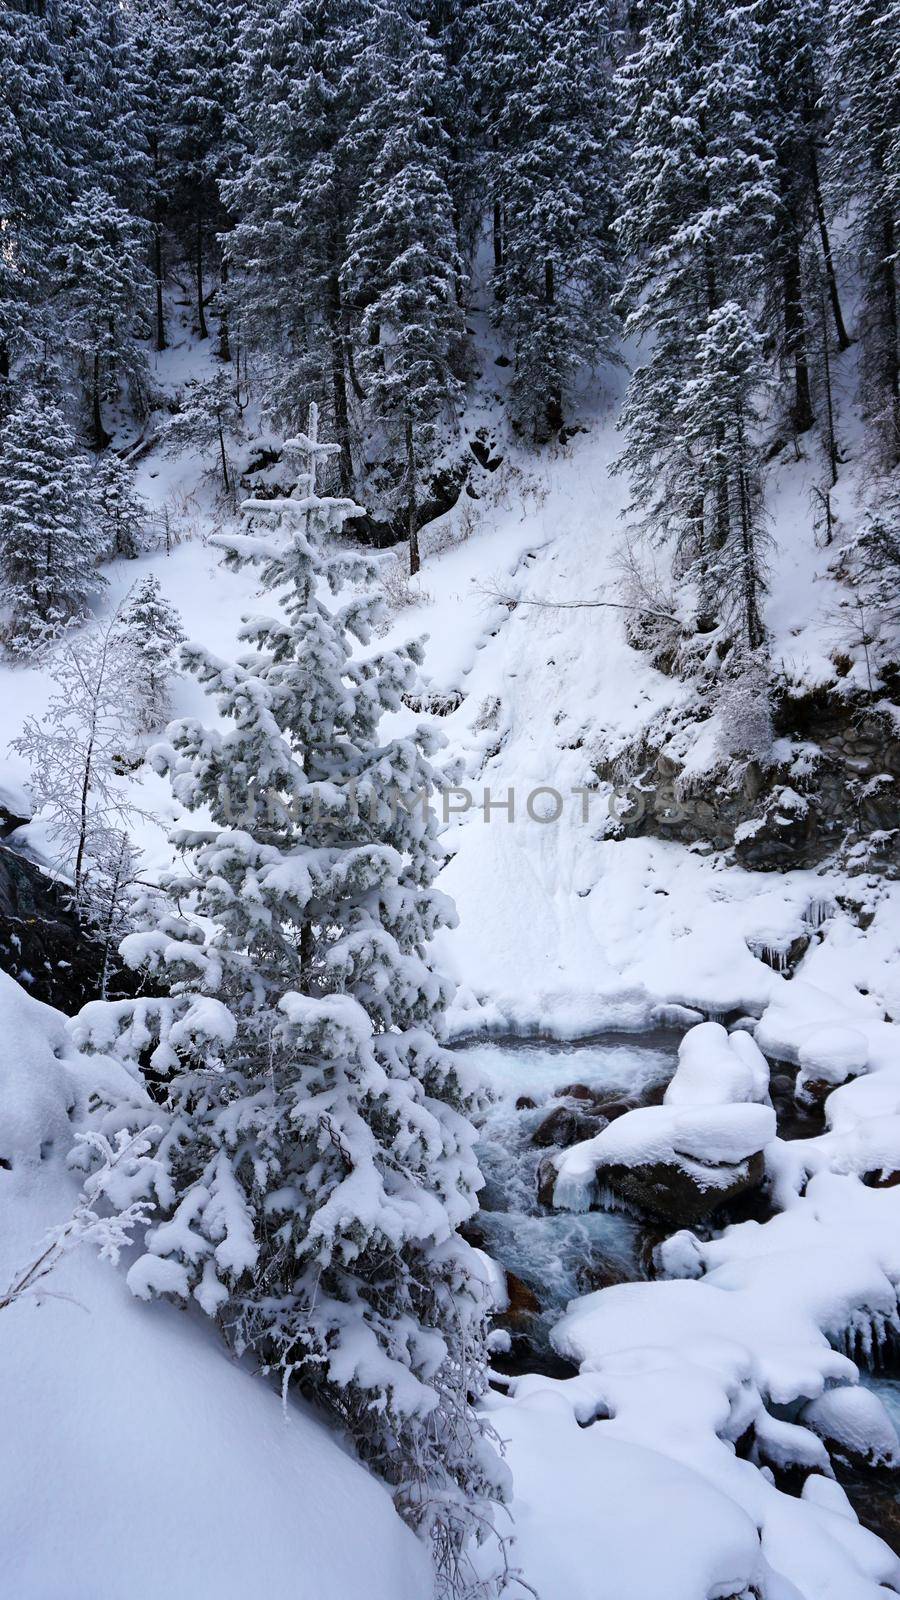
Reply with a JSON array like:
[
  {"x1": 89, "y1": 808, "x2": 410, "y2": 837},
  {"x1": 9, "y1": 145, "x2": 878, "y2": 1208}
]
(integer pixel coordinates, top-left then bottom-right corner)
[
  {"x1": 1, "y1": 316, "x2": 899, "y2": 1600},
  {"x1": 0, "y1": 972, "x2": 432, "y2": 1600},
  {"x1": 664, "y1": 1021, "x2": 771, "y2": 1106}
]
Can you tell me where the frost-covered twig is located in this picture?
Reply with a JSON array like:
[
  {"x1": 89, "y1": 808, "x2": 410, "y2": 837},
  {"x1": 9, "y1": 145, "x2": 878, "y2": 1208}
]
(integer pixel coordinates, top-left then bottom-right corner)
[
  {"x1": 0, "y1": 1128, "x2": 157, "y2": 1313},
  {"x1": 479, "y1": 575, "x2": 678, "y2": 622}
]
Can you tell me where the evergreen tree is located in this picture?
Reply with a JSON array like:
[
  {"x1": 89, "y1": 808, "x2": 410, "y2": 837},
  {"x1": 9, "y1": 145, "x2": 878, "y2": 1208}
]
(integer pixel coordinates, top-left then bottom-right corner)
[
  {"x1": 755, "y1": 0, "x2": 848, "y2": 435},
  {"x1": 55, "y1": 188, "x2": 151, "y2": 448},
  {"x1": 117, "y1": 572, "x2": 186, "y2": 731},
  {"x1": 0, "y1": 0, "x2": 72, "y2": 403},
  {"x1": 615, "y1": 0, "x2": 777, "y2": 628},
  {"x1": 74, "y1": 407, "x2": 506, "y2": 1592},
  {"x1": 225, "y1": 0, "x2": 368, "y2": 487},
  {"x1": 0, "y1": 393, "x2": 106, "y2": 653},
  {"x1": 167, "y1": 0, "x2": 246, "y2": 345},
  {"x1": 827, "y1": 0, "x2": 900, "y2": 462},
  {"x1": 91, "y1": 452, "x2": 148, "y2": 560},
  {"x1": 55, "y1": 0, "x2": 148, "y2": 206},
  {"x1": 343, "y1": 0, "x2": 467, "y2": 573},
  {"x1": 469, "y1": 0, "x2": 620, "y2": 438},
  {"x1": 674, "y1": 301, "x2": 770, "y2": 649},
  {"x1": 127, "y1": 0, "x2": 181, "y2": 353}
]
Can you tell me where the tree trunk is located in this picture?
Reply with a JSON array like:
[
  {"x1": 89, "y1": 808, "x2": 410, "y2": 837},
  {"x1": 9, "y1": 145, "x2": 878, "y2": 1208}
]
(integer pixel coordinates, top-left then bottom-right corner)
[
  {"x1": 809, "y1": 139, "x2": 850, "y2": 352},
  {"x1": 701, "y1": 241, "x2": 729, "y2": 549},
  {"x1": 542, "y1": 258, "x2": 565, "y2": 433},
  {"x1": 735, "y1": 412, "x2": 764, "y2": 651},
  {"x1": 328, "y1": 267, "x2": 353, "y2": 494},
  {"x1": 217, "y1": 419, "x2": 230, "y2": 495},
  {"x1": 882, "y1": 212, "x2": 899, "y2": 462},
  {"x1": 693, "y1": 492, "x2": 718, "y2": 631},
  {"x1": 150, "y1": 129, "x2": 167, "y2": 353},
  {"x1": 74, "y1": 736, "x2": 94, "y2": 919},
  {"x1": 217, "y1": 255, "x2": 231, "y2": 363},
  {"x1": 493, "y1": 199, "x2": 503, "y2": 273},
  {"x1": 92, "y1": 353, "x2": 108, "y2": 451},
  {"x1": 196, "y1": 208, "x2": 208, "y2": 340},
  {"x1": 300, "y1": 918, "x2": 314, "y2": 986},
  {"x1": 782, "y1": 227, "x2": 814, "y2": 433},
  {"x1": 820, "y1": 293, "x2": 839, "y2": 487},
  {"x1": 406, "y1": 416, "x2": 419, "y2": 577},
  {"x1": 153, "y1": 214, "x2": 166, "y2": 352},
  {"x1": 346, "y1": 336, "x2": 366, "y2": 402},
  {"x1": 98, "y1": 839, "x2": 127, "y2": 1001}
]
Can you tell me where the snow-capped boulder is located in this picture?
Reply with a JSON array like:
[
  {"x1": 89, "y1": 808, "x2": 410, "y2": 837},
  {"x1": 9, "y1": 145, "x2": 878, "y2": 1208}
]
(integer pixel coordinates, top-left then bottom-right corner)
[
  {"x1": 551, "y1": 1101, "x2": 776, "y2": 1226},
  {"x1": 664, "y1": 1021, "x2": 770, "y2": 1108},
  {"x1": 801, "y1": 1386, "x2": 900, "y2": 1471},
  {"x1": 796, "y1": 1024, "x2": 870, "y2": 1104}
]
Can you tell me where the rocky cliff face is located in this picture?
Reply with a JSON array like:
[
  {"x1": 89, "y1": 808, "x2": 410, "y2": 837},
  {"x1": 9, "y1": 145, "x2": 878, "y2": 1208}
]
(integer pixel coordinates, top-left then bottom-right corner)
[
  {"x1": 0, "y1": 844, "x2": 107, "y2": 1012},
  {"x1": 600, "y1": 689, "x2": 900, "y2": 875},
  {"x1": 0, "y1": 799, "x2": 134, "y2": 1011}
]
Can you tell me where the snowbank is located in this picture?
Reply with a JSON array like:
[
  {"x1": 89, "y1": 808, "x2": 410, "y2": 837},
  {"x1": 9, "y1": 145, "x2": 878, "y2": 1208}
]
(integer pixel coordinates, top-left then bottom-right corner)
[
  {"x1": 664, "y1": 1020, "x2": 770, "y2": 1106},
  {"x1": 0, "y1": 973, "x2": 432, "y2": 1600}
]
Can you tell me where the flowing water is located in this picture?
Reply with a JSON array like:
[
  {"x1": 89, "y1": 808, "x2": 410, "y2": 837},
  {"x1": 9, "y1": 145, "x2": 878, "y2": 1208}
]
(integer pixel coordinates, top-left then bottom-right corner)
[
  {"x1": 457, "y1": 1034, "x2": 678, "y2": 1366},
  {"x1": 458, "y1": 1034, "x2": 900, "y2": 1547}
]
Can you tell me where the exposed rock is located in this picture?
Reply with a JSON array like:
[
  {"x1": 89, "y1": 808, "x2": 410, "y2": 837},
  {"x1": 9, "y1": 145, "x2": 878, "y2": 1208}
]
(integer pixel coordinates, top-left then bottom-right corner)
[
  {"x1": 0, "y1": 844, "x2": 131, "y2": 1011},
  {"x1": 537, "y1": 1155, "x2": 559, "y2": 1208},
  {"x1": 575, "y1": 1258, "x2": 636, "y2": 1295},
  {"x1": 745, "y1": 933, "x2": 810, "y2": 976},
  {"x1": 401, "y1": 690, "x2": 464, "y2": 717},
  {"x1": 0, "y1": 802, "x2": 29, "y2": 840},
  {"x1": 468, "y1": 433, "x2": 503, "y2": 472},
  {"x1": 800, "y1": 1387, "x2": 900, "y2": 1472},
  {"x1": 515, "y1": 1095, "x2": 538, "y2": 1111},
  {"x1": 597, "y1": 692, "x2": 900, "y2": 874},
  {"x1": 556, "y1": 1086, "x2": 636, "y2": 1122},
  {"x1": 596, "y1": 1150, "x2": 767, "y2": 1229},
  {"x1": 591, "y1": 1098, "x2": 639, "y2": 1122},
  {"x1": 531, "y1": 1103, "x2": 608, "y2": 1149},
  {"x1": 501, "y1": 1271, "x2": 541, "y2": 1324}
]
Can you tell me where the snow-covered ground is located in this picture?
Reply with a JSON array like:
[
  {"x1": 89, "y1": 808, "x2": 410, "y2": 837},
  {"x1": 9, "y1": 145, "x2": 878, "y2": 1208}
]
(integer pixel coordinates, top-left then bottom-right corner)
[
  {"x1": 0, "y1": 971, "x2": 430, "y2": 1600},
  {"x1": 1, "y1": 333, "x2": 899, "y2": 1596}
]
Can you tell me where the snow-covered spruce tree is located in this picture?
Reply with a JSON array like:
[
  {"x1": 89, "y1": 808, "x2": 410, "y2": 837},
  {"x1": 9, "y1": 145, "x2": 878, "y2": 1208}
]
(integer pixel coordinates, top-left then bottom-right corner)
[
  {"x1": 827, "y1": 0, "x2": 900, "y2": 464},
  {"x1": 224, "y1": 0, "x2": 367, "y2": 491},
  {"x1": 117, "y1": 573, "x2": 186, "y2": 733},
  {"x1": 166, "y1": 0, "x2": 246, "y2": 346},
  {"x1": 673, "y1": 303, "x2": 770, "y2": 651},
  {"x1": 468, "y1": 0, "x2": 620, "y2": 439},
  {"x1": 91, "y1": 452, "x2": 148, "y2": 560},
  {"x1": 55, "y1": 0, "x2": 149, "y2": 209},
  {"x1": 75, "y1": 407, "x2": 507, "y2": 1593},
  {"x1": 0, "y1": 0, "x2": 72, "y2": 407},
  {"x1": 342, "y1": 0, "x2": 467, "y2": 574},
  {"x1": 126, "y1": 0, "x2": 181, "y2": 354},
  {"x1": 0, "y1": 393, "x2": 106, "y2": 654},
  {"x1": 614, "y1": 0, "x2": 777, "y2": 633},
  {"x1": 55, "y1": 187, "x2": 151, "y2": 448}
]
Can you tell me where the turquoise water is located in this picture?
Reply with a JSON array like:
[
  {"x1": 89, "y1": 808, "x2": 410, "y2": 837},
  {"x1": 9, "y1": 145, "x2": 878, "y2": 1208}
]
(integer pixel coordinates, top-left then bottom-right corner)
[{"x1": 458, "y1": 1036, "x2": 677, "y2": 1333}]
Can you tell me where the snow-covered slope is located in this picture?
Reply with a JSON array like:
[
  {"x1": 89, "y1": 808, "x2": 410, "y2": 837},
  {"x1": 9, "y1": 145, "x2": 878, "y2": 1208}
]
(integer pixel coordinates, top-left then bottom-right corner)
[
  {"x1": 0, "y1": 970, "x2": 432, "y2": 1600},
  {"x1": 1, "y1": 349, "x2": 899, "y2": 1600}
]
